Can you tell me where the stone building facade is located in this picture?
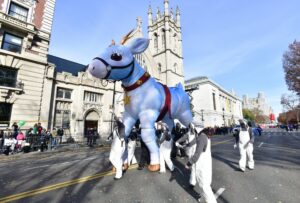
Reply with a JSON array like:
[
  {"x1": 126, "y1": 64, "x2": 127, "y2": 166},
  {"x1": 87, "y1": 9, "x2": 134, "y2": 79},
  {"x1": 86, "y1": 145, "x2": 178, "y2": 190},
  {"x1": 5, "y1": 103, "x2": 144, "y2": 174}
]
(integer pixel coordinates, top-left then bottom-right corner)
[
  {"x1": 0, "y1": 0, "x2": 56, "y2": 129},
  {"x1": 185, "y1": 77, "x2": 243, "y2": 127},
  {"x1": 242, "y1": 92, "x2": 273, "y2": 116}
]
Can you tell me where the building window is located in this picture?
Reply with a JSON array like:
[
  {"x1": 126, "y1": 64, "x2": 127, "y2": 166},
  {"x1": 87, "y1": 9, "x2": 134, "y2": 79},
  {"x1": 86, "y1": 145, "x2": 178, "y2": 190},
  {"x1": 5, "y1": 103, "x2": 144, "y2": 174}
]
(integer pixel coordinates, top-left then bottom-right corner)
[
  {"x1": 212, "y1": 93, "x2": 216, "y2": 110},
  {"x1": 54, "y1": 102, "x2": 71, "y2": 129},
  {"x1": 8, "y1": 2, "x2": 28, "y2": 22},
  {"x1": 56, "y1": 88, "x2": 72, "y2": 99},
  {"x1": 0, "y1": 66, "x2": 17, "y2": 87},
  {"x1": 158, "y1": 63, "x2": 162, "y2": 72},
  {"x1": 154, "y1": 33, "x2": 158, "y2": 50},
  {"x1": 84, "y1": 91, "x2": 101, "y2": 103},
  {"x1": 161, "y1": 29, "x2": 166, "y2": 49},
  {"x1": 0, "y1": 103, "x2": 12, "y2": 127},
  {"x1": 1, "y1": 33, "x2": 22, "y2": 53},
  {"x1": 174, "y1": 63, "x2": 178, "y2": 73}
]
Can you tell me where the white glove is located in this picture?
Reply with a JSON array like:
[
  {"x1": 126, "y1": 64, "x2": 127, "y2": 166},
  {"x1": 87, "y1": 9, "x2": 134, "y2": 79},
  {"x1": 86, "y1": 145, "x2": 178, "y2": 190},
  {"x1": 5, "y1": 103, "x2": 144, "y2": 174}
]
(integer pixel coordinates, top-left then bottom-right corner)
[
  {"x1": 176, "y1": 142, "x2": 184, "y2": 148},
  {"x1": 233, "y1": 144, "x2": 237, "y2": 149}
]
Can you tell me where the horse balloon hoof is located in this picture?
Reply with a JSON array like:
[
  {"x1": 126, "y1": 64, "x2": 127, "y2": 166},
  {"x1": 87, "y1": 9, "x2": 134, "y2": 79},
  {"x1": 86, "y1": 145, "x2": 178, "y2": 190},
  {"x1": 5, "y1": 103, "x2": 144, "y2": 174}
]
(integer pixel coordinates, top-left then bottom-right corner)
[{"x1": 148, "y1": 164, "x2": 160, "y2": 172}]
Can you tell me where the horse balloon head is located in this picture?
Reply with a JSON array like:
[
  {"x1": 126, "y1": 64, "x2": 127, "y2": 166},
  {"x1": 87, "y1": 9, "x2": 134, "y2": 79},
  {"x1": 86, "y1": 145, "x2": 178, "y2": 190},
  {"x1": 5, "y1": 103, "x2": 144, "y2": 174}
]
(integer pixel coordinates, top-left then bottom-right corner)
[{"x1": 87, "y1": 31, "x2": 149, "y2": 81}]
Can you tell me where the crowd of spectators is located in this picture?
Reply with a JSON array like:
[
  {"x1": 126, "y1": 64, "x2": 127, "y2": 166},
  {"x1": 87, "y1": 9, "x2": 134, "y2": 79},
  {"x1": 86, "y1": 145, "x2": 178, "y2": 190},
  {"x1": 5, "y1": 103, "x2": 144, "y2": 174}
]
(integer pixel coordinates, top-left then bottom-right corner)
[{"x1": 0, "y1": 122, "x2": 64, "y2": 156}]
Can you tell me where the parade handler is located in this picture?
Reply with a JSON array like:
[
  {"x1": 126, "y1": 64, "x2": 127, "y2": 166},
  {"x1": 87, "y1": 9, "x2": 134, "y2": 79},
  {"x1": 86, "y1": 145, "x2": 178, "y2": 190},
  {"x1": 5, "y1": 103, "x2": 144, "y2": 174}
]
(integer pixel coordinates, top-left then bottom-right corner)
[
  {"x1": 185, "y1": 127, "x2": 217, "y2": 203},
  {"x1": 234, "y1": 119, "x2": 255, "y2": 172},
  {"x1": 87, "y1": 30, "x2": 195, "y2": 172},
  {"x1": 158, "y1": 122, "x2": 174, "y2": 173},
  {"x1": 109, "y1": 114, "x2": 127, "y2": 180},
  {"x1": 176, "y1": 124, "x2": 201, "y2": 187}
]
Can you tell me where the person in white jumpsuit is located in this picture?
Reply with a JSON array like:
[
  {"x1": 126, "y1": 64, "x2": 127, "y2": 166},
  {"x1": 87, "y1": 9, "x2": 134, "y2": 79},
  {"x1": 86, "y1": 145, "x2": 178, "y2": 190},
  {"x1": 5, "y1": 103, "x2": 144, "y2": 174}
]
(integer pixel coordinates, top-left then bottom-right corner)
[
  {"x1": 159, "y1": 123, "x2": 174, "y2": 173},
  {"x1": 175, "y1": 124, "x2": 197, "y2": 187},
  {"x1": 124, "y1": 127, "x2": 138, "y2": 166},
  {"x1": 185, "y1": 127, "x2": 217, "y2": 203},
  {"x1": 234, "y1": 120, "x2": 254, "y2": 172},
  {"x1": 109, "y1": 115, "x2": 126, "y2": 180}
]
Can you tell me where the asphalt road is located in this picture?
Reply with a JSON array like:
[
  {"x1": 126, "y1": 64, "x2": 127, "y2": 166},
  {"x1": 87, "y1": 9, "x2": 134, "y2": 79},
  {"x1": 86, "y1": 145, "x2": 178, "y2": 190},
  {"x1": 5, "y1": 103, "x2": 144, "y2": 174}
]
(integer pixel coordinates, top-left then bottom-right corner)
[{"x1": 0, "y1": 129, "x2": 299, "y2": 203}]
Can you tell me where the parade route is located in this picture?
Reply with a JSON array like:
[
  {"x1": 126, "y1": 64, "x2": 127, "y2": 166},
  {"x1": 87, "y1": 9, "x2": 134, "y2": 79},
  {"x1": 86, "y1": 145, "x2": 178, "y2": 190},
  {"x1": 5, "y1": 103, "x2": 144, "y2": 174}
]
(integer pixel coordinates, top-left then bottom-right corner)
[{"x1": 0, "y1": 129, "x2": 299, "y2": 203}]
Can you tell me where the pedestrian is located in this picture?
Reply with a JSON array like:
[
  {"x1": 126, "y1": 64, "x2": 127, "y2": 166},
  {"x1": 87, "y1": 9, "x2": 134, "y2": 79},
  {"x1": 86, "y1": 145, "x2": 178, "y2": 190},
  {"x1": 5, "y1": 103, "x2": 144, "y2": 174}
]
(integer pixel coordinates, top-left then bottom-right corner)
[
  {"x1": 51, "y1": 128, "x2": 57, "y2": 149},
  {"x1": 37, "y1": 123, "x2": 43, "y2": 135},
  {"x1": 4, "y1": 134, "x2": 17, "y2": 155},
  {"x1": 11, "y1": 122, "x2": 18, "y2": 139},
  {"x1": 185, "y1": 127, "x2": 217, "y2": 203},
  {"x1": 33, "y1": 123, "x2": 38, "y2": 135},
  {"x1": 0, "y1": 130, "x2": 4, "y2": 152},
  {"x1": 16, "y1": 131, "x2": 25, "y2": 152},
  {"x1": 57, "y1": 127, "x2": 64, "y2": 144},
  {"x1": 234, "y1": 119, "x2": 255, "y2": 172},
  {"x1": 159, "y1": 122, "x2": 174, "y2": 173},
  {"x1": 109, "y1": 114, "x2": 126, "y2": 180},
  {"x1": 86, "y1": 129, "x2": 93, "y2": 147}
]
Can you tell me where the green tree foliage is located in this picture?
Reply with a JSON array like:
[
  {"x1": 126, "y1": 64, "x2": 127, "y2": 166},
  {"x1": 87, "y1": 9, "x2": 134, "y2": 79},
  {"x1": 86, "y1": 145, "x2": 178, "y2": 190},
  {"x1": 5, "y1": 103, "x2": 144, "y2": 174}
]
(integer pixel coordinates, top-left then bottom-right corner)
[{"x1": 242, "y1": 109, "x2": 255, "y2": 121}]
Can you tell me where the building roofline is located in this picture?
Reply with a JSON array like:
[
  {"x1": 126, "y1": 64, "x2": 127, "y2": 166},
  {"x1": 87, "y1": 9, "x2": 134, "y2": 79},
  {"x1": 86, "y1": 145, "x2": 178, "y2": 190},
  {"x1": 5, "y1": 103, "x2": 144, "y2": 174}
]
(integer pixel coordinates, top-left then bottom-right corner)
[{"x1": 185, "y1": 76, "x2": 242, "y2": 101}]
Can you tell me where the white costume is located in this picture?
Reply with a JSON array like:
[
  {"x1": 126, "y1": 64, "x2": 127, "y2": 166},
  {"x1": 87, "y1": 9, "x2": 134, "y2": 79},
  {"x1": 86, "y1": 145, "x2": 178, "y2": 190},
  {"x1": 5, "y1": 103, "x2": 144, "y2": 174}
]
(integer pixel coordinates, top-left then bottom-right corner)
[
  {"x1": 187, "y1": 133, "x2": 217, "y2": 203},
  {"x1": 125, "y1": 138, "x2": 137, "y2": 166},
  {"x1": 109, "y1": 127, "x2": 126, "y2": 179},
  {"x1": 87, "y1": 32, "x2": 195, "y2": 171},
  {"x1": 238, "y1": 127, "x2": 254, "y2": 171},
  {"x1": 159, "y1": 130, "x2": 174, "y2": 173}
]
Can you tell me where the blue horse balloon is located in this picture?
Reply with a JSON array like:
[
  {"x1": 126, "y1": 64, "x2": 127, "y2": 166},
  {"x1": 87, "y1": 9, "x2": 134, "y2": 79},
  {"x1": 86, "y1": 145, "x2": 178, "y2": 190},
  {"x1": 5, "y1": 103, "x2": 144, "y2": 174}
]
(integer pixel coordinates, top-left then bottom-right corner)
[{"x1": 87, "y1": 31, "x2": 196, "y2": 171}]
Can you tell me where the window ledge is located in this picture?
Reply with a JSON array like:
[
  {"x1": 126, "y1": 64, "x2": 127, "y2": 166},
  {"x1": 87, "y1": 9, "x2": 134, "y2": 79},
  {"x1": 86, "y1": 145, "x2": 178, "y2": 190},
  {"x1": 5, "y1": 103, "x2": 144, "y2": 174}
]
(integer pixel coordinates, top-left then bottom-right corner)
[{"x1": 0, "y1": 86, "x2": 22, "y2": 92}]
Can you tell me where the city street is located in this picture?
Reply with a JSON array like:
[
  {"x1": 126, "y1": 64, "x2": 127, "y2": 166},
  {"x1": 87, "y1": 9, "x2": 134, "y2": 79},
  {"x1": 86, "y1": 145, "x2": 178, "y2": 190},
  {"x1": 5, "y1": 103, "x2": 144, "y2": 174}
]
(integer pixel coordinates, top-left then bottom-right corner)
[{"x1": 0, "y1": 129, "x2": 299, "y2": 203}]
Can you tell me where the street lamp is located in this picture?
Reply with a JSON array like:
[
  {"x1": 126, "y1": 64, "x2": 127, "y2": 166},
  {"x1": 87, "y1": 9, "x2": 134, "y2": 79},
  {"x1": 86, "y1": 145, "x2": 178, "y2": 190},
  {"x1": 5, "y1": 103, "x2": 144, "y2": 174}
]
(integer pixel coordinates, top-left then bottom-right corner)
[{"x1": 200, "y1": 109, "x2": 204, "y2": 122}]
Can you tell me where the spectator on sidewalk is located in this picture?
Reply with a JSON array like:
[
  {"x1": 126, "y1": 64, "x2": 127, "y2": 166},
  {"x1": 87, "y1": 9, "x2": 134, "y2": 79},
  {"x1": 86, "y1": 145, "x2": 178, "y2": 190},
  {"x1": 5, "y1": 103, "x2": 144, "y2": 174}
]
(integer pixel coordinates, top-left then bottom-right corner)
[
  {"x1": 0, "y1": 130, "x2": 4, "y2": 151},
  {"x1": 11, "y1": 122, "x2": 18, "y2": 139},
  {"x1": 4, "y1": 135, "x2": 17, "y2": 155},
  {"x1": 57, "y1": 127, "x2": 64, "y2": 144},
  {"x1": 51, "y1": 128, "x2": 57, "y2": 149}
]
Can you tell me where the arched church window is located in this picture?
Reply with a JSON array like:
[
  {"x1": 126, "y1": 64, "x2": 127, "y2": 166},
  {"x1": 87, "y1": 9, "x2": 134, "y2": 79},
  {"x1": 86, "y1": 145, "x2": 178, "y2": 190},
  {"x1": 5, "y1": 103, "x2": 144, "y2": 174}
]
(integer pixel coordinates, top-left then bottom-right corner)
[
  {"x1": 161, "y1": 28, "x2": 166, "y2": 49},
  {"x1": 158, "y1": 63, "x2": 162, "y2": 73},
  {"x1": 173, "y1": 33, "x2": 177, "y2": 51},
  {"x1": 154, "y1": 33, "x2": 158, "y2": 50}
]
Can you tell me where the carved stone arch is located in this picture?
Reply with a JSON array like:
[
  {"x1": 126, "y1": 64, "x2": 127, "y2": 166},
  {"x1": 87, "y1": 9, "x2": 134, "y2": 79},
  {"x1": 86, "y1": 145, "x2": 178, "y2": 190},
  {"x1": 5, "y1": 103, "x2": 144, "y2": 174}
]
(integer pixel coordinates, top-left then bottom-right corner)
[
  {"x1": 83, "y1": 108, "x2": 101, "y2": 120},
  {"x1": 0, "y1": 55, "x2": 22, "y2": 69}
]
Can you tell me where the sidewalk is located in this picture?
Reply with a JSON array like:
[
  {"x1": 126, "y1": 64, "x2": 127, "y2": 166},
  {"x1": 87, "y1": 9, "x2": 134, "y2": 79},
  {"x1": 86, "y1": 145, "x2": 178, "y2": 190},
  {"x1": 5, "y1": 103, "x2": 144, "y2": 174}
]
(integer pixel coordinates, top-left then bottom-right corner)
[{"x1": 0, "y1": 139, "x2": 112, "y2": 162}]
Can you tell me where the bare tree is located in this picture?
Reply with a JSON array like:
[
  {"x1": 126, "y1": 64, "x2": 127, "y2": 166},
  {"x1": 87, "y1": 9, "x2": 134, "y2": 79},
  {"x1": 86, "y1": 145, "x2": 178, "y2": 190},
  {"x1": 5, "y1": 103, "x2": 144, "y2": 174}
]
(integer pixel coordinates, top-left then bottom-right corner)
[
  {"x1": 281, "y1": 93, "x2": 300, "y2": 123},
  {"x1": 283, "y1": 40, "x2": 300, "y2": 95}
]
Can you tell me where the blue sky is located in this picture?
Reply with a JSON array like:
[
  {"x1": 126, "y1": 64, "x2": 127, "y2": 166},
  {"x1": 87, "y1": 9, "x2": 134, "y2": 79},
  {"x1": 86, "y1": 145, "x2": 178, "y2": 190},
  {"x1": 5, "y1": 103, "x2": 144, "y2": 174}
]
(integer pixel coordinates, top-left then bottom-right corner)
[{"x1": 49, "y1": 0, "x2": 300, "y2": 116}]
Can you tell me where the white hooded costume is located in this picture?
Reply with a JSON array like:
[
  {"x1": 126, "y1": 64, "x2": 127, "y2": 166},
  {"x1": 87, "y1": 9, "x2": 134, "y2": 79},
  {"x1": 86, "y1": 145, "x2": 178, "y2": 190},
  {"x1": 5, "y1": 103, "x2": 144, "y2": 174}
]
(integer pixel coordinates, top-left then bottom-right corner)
[
  {"x1": 186, "y1": 131, "x2": 217, "y2": 203},
  {"x1": 109, "y1": 117, "x2": 126, "y2": 179},
  {"x1": 235, "y1": 121, "x2": 255, "y2": 171},
  {"x1": 159, "y1": 125, "x2": 174, "y2": 173}
]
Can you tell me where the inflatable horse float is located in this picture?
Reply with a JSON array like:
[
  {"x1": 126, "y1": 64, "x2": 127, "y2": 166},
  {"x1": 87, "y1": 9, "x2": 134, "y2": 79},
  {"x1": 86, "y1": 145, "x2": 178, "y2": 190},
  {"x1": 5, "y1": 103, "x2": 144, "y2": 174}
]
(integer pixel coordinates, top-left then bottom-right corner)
[{"x1": 87, "y1": 30, "x2": 196, "y2": 171}]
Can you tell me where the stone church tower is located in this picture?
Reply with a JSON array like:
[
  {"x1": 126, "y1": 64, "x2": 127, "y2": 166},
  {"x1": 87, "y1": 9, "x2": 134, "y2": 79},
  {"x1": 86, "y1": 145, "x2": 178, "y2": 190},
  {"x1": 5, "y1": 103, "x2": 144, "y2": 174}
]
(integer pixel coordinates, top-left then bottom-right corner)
[{"x1": 147, "y1": 0, "x2": 184, "y2": 86}]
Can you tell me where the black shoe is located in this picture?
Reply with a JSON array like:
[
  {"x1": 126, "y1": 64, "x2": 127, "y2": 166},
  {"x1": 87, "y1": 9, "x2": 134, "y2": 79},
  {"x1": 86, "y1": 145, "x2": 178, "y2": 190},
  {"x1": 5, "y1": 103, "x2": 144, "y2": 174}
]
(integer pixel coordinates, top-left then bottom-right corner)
[
  {"x1": 137, "y1": 165, "x2": 144, "y2": 170},
  {"x1": 189, "y1": 184, "x2": 195, "y2": 189},
  {"x1": 114, "y1": 177, "x2": 122, "y2": 180}
]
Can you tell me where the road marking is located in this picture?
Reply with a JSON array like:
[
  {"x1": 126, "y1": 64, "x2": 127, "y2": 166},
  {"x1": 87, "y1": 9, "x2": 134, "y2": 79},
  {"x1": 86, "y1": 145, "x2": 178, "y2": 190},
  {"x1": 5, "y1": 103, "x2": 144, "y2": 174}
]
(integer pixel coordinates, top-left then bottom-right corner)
[
  {"x1": 258, "y1": 142, "x2": 264, "y2": 148},
  {"x1": 212, "y1": 139, "x2": 233, "y2": 146},
  {"x1": 214, "y1": 187, "x2": 226, "y2": 199},
  {"x1": 0, "y1": 165, "x2": 137, "y2": 203}
]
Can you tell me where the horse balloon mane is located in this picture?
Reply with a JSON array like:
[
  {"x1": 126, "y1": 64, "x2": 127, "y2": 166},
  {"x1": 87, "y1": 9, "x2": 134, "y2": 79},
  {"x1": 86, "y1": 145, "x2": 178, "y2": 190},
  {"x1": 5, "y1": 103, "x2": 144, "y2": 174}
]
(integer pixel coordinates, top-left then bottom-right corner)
[{"x1": 87, "y1": 30, "x2": 196, "y2": 171}]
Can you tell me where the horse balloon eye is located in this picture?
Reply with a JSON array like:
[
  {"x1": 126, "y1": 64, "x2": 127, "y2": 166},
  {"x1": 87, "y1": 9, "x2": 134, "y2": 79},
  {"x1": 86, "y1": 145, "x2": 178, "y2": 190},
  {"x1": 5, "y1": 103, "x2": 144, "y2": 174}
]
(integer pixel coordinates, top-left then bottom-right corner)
[{"x1": 111, "y1": 53, "x2": 122, "y2": 61}]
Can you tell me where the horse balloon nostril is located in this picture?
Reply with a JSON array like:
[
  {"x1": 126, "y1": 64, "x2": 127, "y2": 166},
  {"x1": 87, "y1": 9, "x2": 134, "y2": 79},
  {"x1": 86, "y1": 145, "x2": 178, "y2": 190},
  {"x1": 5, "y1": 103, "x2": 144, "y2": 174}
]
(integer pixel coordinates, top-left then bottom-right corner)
[{"x1": 92, "y1": 66, "x2": 95, "y2": 70}]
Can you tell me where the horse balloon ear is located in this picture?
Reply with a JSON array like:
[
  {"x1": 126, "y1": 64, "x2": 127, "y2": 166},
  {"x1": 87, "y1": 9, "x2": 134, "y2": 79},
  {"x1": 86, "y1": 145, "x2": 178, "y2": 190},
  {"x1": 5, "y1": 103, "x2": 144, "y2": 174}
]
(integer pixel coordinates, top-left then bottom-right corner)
[{"x1": 128, "y1": 38, "x2": 149, "y2": 54}]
